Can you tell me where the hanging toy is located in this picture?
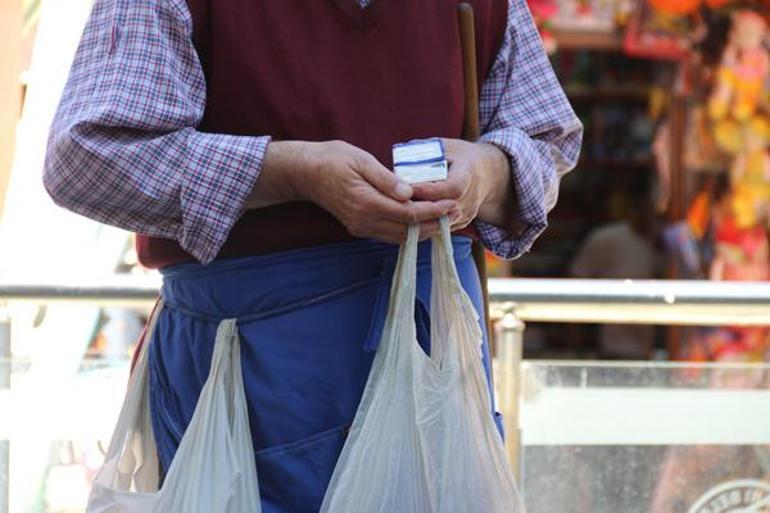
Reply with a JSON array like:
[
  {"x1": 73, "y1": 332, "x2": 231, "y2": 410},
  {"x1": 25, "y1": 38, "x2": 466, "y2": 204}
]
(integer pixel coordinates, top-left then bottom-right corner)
[
  {"x1": 712, "y1": 117, "x2": 744, "y2": 154},
  {"x1": 708, "y1": 10, "x2": 769, "y2": 122},
  {"x1": 728, "y1": 116, "x2": 770, "y2": 228}
]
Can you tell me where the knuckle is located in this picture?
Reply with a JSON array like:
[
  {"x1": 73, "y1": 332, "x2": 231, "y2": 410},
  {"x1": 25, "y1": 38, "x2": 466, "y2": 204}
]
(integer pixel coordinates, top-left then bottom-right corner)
[
  {"x1": 431, "y1": 203, "x2": 448, "y2": 217},
  {"x1": 331, "y1": 140, "x2": 353, "y2": 155},
  {"x1": 351, "y1": 152, "x2": 368, "y2": 169},
  {"x1": 353, "y1": 153, "x2": 379, "y2": 175},
  {"x1": 359, "y1": 150, "x2": 377, "y2": 164}
]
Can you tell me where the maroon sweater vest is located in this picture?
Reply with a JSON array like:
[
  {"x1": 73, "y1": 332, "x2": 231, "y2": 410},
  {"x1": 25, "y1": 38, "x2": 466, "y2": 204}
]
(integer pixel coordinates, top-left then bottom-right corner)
[{"x1": 136, "y1": 0, "x2": 508, "y2": 269}]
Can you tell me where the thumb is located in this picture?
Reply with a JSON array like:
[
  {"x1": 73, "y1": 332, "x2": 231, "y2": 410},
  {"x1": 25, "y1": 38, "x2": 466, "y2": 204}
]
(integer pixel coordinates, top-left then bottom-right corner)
[{"x1": 356, "y1": 153, "x2": 413, "y2": 201}]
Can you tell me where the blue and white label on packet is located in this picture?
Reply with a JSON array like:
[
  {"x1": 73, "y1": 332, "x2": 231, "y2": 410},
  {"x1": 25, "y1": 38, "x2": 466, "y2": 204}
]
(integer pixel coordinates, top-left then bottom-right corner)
[{"x1": 392, "y1": 138, "x2": 448, "y2": 184}]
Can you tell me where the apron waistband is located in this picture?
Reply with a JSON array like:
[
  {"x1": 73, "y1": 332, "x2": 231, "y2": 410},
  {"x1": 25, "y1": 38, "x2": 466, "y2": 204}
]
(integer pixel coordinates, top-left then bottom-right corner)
[{"x1": 157, "y1": 236, "x2": 473, "y2": 352}]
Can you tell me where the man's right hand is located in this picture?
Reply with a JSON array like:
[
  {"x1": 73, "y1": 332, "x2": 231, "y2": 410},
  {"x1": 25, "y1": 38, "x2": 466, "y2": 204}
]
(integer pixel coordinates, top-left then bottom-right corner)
[{"x1": 248, "y1": 140, "x2": 458, "y2": 243}]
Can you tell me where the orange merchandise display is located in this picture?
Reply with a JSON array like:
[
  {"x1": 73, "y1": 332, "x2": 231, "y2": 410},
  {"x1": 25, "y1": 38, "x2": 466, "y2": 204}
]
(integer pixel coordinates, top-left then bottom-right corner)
[{"x1": 649, "y1": 0, "x2": 700, "y2": 15}]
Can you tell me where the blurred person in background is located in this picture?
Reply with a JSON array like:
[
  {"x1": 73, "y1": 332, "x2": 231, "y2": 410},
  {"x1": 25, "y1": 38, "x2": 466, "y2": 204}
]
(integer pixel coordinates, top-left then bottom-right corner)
[
  {"x1": 43, "y1": 0, "x2": 581, "y2": 507},
  {"x1": 570, "y1": 188, "x2": 662, "y2": 359}
]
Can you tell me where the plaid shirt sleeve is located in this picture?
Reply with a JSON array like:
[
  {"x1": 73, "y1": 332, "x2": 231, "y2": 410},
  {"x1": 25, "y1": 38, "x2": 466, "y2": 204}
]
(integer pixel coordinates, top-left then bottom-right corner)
[
  {"x1": 475, "y1": 0, "x2": 583, "y2": 260},
  {"x1": 44, "y1": 0, "x2": 269, "y2": 265}
]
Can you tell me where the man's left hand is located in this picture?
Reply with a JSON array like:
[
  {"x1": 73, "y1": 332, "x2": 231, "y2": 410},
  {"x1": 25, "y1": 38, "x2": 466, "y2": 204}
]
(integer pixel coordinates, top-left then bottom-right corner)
[{"x1": 411, "y1": 139, "x2": 514, "y2": 231}]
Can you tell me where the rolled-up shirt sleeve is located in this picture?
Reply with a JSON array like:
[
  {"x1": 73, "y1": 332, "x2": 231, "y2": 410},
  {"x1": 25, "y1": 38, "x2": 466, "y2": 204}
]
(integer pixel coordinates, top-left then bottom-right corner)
[
  {"x1": 476, "y1": 0, "x2": 583, "y2": 260},
  {"x1": 44, "y1": 0, "x2": 269, "y2": 265}
]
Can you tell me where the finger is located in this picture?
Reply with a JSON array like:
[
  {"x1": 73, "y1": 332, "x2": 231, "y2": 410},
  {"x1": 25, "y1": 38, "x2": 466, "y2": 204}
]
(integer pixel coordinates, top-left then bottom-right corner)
[
  {"x1": 451, "y1": 217, "x2": 473, "y2": 231},
  {"x1": 448, "y1": 206, "x2": 463, "y2": 225},
  {"x1": 449, "y1": 209, "x2": 474, "y2": 231},
  {"x1": 405, "y1": 199, "x2": 458, "y2": 224},
  {"x1": 353, "y1": 151, "x2": 414, "y2": 201},
  {"x1": 439, "y1": 138, "x2": 462, "y2": 159},
  {"x1": 368, "y1": 220, "x2": 440, "y2": 244},
  {"x1": 413, "y1": 180, "x2": 464, "y2": 201},
  {"x1": 365, "y1": 192, "x2": 458, "y2": 225},
  {"x1": 367, "y1": 219, "x2": 408, "y2": 244},
  {"x1": 417, "y1": 220, "x2": 440, "y2": 241},
  {"x1": 412, "y1": 165, "x2": 471, "y2": 201}
]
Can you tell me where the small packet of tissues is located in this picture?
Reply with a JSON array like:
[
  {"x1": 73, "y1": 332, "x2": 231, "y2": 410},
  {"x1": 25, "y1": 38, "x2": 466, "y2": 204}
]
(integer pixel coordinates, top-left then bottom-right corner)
[{"x1": 393, "y1": 138, "x2": 448, "y2": 184}]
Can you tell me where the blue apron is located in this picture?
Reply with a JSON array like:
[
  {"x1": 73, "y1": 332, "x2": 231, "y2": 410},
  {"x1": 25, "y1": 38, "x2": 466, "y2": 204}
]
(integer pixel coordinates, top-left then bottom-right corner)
[{"x1": 147, "y1": 235, "x2": 502, "y2": 512}]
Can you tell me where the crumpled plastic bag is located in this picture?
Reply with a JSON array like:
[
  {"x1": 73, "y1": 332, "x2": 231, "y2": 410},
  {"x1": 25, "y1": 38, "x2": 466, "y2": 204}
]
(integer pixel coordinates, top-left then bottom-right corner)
[
  {"x1": 86, "y1": 302, "x2": 261, "y2": 513},
  {"x1": 321, "y1": 217, "x2": 524, "y2": 513}
]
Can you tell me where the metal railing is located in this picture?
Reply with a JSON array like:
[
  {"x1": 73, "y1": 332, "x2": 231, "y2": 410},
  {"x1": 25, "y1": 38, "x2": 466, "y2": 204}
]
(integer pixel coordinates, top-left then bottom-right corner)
[
  {"x1": 1, "y1": 276, "x2": 769, "y2": 483},
  {"x1": 3, "y1": 277, "x2": 770, "y2": 323}
]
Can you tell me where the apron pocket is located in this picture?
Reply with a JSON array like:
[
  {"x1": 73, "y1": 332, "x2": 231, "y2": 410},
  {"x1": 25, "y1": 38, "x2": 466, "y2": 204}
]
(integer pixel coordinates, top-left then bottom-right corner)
[{"x1": 255, "y1": 424, "x2": 349, "y2": 513}]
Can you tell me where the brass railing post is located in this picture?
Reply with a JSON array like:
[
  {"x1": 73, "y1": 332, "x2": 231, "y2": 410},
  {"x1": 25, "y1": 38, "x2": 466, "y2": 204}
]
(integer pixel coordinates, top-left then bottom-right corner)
[{"x1": 496, "y1": 303, "x2": 525, "y2": 481}]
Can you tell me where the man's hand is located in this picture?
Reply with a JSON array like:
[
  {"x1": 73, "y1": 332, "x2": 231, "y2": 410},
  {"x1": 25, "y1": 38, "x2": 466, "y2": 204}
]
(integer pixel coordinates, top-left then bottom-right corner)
[
  {"x1": 411, "y1": 139, "x2": 515, "y2": 231},
  {"x1": 248, "y1": 140, "x2": 457, "y2": 243}
]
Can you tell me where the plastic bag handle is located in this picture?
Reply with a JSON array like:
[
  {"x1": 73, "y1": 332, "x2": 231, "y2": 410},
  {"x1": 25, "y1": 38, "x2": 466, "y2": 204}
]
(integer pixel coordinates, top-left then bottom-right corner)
[
  {"x1": 432, "y1": 216, "x2": 466, "y2": 293},
  {"x1": 96, "y1": 298, "x2": 164, "y2": 491},
  {"x1": 391, "y1": 216, "x2": 460, "y2": 311},
  {"x1": 154, "y1": 319, "x2": 260, "y2": 507},
  {"x1": 389, "y1": 222, "x2": 420, "y2": 327},
  {"x1": 104, "y1": 298, "x2": 163, "y2": 458},
  {"x1": 384, "y1": 217, "x2": 479, "y2": 366},
  {"x1": 430, "y1": 217, "x2": 483, "y2": 367}
]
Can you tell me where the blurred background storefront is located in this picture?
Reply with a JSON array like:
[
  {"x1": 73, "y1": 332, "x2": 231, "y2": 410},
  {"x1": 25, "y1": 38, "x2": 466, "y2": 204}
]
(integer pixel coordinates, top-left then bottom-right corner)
[
  {"x1": 1, "y1": 1, "x2": 769, "y2": 512},
  {"x1": 481, "y1": 0, "x2": 770, "y2": 366}
]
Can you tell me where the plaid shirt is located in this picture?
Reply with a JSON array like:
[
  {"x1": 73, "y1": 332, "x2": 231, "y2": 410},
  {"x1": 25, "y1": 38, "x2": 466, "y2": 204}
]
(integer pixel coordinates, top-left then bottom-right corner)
[{"x1": 44, "y1": 0, "x2": 582, "y2": 265}]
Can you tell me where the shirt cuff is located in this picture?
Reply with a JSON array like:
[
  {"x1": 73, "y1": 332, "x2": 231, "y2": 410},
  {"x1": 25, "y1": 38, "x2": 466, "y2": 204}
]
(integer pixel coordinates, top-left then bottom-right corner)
[
  {"x1": 475, "y1": 128, "x2": 550, "y2": 260},
  {"x1": 178, "y1": 132, "x2": 270, "y2": 265}
]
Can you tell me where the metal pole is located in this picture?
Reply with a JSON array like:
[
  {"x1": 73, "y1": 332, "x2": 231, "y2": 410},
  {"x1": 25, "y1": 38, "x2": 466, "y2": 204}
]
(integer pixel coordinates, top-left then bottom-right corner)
[
  {"x1": 666, "y1": 93, "x2": 688, "y2": 359},
  {"x1": 0, "y1": 308, "x2": 10, "y2": 513},
  {"x1": 497, "y1": 305, "x2": 524, "y2": 481}
]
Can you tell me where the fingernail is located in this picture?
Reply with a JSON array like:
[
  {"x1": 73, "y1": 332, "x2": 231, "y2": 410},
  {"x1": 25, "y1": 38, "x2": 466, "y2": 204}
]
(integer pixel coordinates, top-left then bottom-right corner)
[{"x1": 394, "y1": 182, "x2": 413, "y2": 200}]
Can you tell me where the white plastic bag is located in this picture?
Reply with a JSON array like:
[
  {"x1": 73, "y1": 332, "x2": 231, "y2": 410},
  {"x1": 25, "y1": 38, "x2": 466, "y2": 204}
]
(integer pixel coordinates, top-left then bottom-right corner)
[
  {"x1": 86, "y1": 300, "x2": 261, "y2": 512},
  {"x1": 321, "y1": 217, "x2": 524, "y2": 513}
]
